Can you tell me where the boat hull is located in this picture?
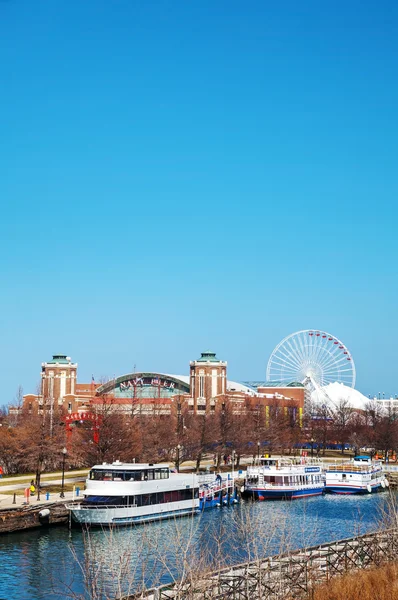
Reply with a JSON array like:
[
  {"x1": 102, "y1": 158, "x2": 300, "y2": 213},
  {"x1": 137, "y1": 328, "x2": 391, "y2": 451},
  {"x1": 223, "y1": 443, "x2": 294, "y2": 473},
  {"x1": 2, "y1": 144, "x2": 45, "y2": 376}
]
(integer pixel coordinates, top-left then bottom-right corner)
[
  {"x1": 244, "y1": 486, "x2": 324, "y2": 500},
  {"x1": 199, "y1": 491, "x2": 238, "y2": 510},
  {"x1": 325, "y1": 483, "x2": 383, "y2": 495},
  {"x1": 69, "y1": 505, "x2": 199, "y2": 527}
]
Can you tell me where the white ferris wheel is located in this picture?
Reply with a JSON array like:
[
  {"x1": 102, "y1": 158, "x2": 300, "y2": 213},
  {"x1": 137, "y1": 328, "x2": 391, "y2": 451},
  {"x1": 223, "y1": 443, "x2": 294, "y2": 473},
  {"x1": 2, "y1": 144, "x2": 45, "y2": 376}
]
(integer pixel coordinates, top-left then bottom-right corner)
[{"x1": 266, "y1": 330, "x2": 356, "y2": 393}]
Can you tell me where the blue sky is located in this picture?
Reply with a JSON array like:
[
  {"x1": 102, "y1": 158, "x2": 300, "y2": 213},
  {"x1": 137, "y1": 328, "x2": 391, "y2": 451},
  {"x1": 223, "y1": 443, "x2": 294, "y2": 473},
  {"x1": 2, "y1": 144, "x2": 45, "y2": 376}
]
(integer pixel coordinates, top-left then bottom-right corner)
[{"x1": 1, "y1": 0, "x2": 398, "y2": 404}]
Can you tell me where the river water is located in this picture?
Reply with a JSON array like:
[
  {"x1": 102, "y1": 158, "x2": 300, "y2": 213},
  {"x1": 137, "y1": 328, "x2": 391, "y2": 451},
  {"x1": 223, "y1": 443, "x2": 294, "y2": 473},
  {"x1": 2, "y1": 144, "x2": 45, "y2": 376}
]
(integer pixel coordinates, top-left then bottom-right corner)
[{"x1": 0, "y1": 493, "x2": 394, "y2": 600}]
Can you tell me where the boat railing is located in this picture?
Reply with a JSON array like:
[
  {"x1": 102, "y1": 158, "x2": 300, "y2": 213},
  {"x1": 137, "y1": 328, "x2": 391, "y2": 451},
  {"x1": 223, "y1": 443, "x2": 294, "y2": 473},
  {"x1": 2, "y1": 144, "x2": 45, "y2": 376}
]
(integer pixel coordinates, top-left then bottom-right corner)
[
  {"x1": 197, "y1": 473, "x2": 220, "y2": 485},
  {"x1": 327, "y1": 464, "x2": 380, "y2": 473},
  {"x1": 197, "y1": 472, "x2": 235, "y2": 485},
  {"x1": 304, "y1": 458, "x2": 324, "y2": 466},
  {"x1": 247, "y1": 464, "x2": 315, "y2": 475},
  {"x1": 252, "y1": 482, "x2": 321, "y2": 489},
  {"x1": 199, "y1": 479, "x2": 234, "y2": 499}
]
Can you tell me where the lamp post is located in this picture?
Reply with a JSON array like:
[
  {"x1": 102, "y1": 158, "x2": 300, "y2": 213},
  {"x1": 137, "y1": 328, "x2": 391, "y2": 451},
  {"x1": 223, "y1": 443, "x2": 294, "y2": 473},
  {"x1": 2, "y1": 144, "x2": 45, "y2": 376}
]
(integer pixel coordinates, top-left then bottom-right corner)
[
  {"x1": 175, "y1": 396, "x2": 182, "y2": 473},
  {"x1": 177, "y1": 399, "x2": 182, "y2": 438},
  {"x1": 257, "y1": 441, "x2": 260, "y2": 461},
  {"x1": 310, "y1": 438, "x2": 315, "y2": 458},
  {"x1": 60, "y1": 447, "x2": 67, "y2": 498},
  {"x1": 176, "y1": 444, "x2": 181, "y2": 473}
]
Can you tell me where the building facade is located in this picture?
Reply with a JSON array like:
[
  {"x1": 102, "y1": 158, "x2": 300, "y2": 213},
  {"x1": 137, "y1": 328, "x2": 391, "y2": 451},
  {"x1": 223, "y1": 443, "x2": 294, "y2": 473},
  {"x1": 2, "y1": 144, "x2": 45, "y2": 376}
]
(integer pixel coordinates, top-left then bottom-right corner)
[
  {"x1": 22, "y1": 351, "x2": 304, "y2": 419},
  {"x1": 41, "y1": 355, "x2": 77, "y2": 401},
  {"x1": 189, "y1": 351, "x2": 227, "y2": 412}
]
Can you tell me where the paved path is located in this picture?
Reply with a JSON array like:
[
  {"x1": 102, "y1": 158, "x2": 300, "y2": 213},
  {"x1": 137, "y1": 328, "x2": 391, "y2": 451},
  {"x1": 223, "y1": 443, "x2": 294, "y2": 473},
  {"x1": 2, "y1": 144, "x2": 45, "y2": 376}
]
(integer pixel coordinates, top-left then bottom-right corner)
[{"x1": 0, "y1": 489, "x2": 79, "y2": 509}]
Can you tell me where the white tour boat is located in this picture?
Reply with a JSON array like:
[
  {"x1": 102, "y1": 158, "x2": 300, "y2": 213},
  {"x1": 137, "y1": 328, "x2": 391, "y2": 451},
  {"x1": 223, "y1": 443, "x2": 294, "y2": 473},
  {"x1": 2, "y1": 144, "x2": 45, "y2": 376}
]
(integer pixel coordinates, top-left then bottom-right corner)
[
  {"x1": 67, "y1": 461, "x2": 199, "y2": 526},
  {"x1": 243, "y1": 457, "x2": 324, "y2": 500},
  {"x1": 325, "y1": 455, "x2": 388, "y2": 494}
]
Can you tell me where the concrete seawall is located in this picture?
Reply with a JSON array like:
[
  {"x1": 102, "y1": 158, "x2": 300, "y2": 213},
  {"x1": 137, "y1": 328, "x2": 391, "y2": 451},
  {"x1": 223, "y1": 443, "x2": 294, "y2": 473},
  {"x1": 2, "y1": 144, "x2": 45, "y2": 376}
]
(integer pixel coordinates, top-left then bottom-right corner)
[{"x1": 0, "y1": 502, "x2": 70, "y2": 534}]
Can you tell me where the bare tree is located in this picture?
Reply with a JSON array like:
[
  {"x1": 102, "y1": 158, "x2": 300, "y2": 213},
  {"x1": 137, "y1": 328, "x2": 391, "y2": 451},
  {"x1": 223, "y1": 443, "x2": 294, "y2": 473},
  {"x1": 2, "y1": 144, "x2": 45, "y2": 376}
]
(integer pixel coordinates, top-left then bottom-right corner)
[{"x1": 333, "y1": 398, "x2": 354, "y2": 454}]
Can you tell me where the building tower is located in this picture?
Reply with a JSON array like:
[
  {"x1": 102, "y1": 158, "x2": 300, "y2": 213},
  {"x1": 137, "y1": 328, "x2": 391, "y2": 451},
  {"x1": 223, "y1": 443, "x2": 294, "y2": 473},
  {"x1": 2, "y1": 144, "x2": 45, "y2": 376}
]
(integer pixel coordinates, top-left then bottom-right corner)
[
  {"x1": 41, "y1": 354, "x2": 78, "y2": 406},
  {"x1": 190, "y1": 351, "x2": 227, "y2": 412}
]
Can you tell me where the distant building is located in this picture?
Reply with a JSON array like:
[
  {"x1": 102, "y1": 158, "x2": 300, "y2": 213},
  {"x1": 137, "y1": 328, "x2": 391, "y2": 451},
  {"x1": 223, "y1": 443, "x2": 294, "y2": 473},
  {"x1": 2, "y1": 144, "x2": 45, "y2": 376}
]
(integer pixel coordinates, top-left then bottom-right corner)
[
  {"x1": 21, "y1": 352, "x2": 304, "y2": 421},
  {"x1": 247, "y1": 380, "x2": 305, "y2": 406},
  {"x1": 190, "y1": 350, "x2": 227, "y2": 412},
  {"x1": 23, "y1": 355, "x2": 97, "y2": 414}
]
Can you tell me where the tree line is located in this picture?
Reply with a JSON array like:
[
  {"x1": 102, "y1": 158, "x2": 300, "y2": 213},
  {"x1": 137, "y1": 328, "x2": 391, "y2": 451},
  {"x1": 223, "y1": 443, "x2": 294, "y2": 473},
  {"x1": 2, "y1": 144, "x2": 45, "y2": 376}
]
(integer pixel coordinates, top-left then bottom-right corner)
[{"x1": 0, "y1": 393, "x2": 397, "y2": 476}]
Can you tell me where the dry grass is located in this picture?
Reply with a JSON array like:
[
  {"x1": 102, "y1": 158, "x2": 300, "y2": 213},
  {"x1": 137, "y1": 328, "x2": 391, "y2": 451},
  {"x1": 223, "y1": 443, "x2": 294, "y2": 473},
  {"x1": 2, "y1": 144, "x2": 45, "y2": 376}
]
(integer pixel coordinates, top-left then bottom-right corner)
[{"x1": 311, "y1": 562, "x2": 398, "y2": 600}]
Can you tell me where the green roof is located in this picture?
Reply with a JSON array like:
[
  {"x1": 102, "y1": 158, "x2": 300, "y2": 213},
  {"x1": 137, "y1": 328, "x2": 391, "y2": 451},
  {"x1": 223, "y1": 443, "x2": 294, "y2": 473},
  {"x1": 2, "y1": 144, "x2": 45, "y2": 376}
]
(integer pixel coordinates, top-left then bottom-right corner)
[
  {"x1": 47, "y1": 354, "x2": 71, "y2": 364},
  {"x1": 243, "y1": 381, "x2": 305, "y2": 389},
  {"x1": 196, "y1": 351, "x2": 221, "y2": 363}
]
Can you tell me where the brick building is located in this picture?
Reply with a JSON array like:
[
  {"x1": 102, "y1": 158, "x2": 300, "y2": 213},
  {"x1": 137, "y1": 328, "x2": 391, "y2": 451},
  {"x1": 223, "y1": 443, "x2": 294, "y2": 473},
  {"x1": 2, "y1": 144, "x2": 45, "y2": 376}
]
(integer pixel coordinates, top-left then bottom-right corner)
[{"x1": 21, "y1": 351, "x2": 304, "y2": 420}]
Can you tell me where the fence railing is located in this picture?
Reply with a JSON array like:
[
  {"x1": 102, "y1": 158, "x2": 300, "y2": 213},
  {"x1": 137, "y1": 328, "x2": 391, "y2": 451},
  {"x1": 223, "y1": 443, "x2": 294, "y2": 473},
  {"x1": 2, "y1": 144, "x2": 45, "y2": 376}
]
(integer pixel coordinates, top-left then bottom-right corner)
[{"x1": 127, "y1": 528, "x2": 398, "y2": 600}]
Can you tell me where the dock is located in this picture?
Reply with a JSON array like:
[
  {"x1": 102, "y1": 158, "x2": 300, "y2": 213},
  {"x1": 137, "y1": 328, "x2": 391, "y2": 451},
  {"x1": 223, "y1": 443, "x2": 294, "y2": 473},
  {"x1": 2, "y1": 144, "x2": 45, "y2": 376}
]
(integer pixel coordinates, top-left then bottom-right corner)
[
  {"x1": 0, "y1": 491, "x2": 78, "y2": 534},
  {"x1": 383, "y1": 465, "x2": 398, "y2": 488}
]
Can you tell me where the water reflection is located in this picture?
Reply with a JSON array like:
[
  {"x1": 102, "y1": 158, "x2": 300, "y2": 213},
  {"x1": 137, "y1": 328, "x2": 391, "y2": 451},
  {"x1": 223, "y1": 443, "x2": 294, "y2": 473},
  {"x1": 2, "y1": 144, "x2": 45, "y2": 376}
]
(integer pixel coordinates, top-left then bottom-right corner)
[{"x1": 0, "y1": 492, "x2": 392, "y2": 600}]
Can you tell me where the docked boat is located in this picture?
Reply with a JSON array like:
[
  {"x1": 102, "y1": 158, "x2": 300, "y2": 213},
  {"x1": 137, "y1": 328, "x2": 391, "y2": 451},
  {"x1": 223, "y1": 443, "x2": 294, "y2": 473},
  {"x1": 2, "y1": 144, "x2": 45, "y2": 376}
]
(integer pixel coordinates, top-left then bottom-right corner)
[
  {"x1": 243, "y1": 457, "x2": 324, "y2": 500},
  {"x1": 198, "y1": 472, "x2": 238, "y2": 509},
  {"x1": 325, "y1": 455, "x2": 388, "y2": 494},
  {"x1": 67, "y1": 461, "x2": 200, "y2": 526}
]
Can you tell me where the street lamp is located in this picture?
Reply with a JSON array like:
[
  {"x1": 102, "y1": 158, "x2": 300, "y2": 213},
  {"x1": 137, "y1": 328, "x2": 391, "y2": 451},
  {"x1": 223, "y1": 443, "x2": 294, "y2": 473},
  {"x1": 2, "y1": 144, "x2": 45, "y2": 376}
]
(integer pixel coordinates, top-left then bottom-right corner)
[
  {"x1": 60, "y1": 447, "x2": 67, "y2": 498},
  {"x1": 177, "y1": 399, "x2": 182, "y2": 437},
  {"x1": 310, "y1": 438, "x2": 315, "y2": 458},
  {"x1": 257, "y1": 441, "x2": 260, "y2": 461},
  {"x1": 176, "y1": 444, "x2": 181, "y2": 473}
]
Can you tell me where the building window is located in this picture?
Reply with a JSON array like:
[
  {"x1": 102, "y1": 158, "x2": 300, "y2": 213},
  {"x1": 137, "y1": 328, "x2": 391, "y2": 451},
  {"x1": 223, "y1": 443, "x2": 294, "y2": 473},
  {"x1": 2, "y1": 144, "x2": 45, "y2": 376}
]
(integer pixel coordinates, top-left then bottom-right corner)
[
  {"x1": 199, "y1": 370, "x2": 205, "y2": 398},
  {"x1": 49, "y1": 371, "x2": 54, "y2": 398},
  {"x1": 211, "y1": 369, "x2": 218, "y2": 397},
  {"x1": 60, "y1": 371, "x2": 66, "y2": 399}
]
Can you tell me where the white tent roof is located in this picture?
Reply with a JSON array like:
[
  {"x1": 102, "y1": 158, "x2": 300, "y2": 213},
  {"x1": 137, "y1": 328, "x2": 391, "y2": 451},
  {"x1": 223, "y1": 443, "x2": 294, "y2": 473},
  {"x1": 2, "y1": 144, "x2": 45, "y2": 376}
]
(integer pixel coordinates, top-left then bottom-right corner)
[{"x1": 311, "y1": 381, "x2": 369, "y2": 411}]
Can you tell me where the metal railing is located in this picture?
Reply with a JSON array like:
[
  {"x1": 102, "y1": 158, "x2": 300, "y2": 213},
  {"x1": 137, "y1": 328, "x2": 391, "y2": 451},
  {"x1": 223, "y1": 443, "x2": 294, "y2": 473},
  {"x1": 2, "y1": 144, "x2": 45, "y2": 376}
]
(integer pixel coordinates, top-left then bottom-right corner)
[{"x1": 126, "y1": 528, "x2": 398, "y2": 600}]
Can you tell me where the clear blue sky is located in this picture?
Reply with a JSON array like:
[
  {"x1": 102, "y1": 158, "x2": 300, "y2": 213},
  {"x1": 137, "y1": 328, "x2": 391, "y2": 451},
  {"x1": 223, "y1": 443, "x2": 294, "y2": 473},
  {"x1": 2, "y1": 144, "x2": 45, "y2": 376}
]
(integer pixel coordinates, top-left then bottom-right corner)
[{"x1": 1, "y1": 0, "x2": 397, "y2": 404}]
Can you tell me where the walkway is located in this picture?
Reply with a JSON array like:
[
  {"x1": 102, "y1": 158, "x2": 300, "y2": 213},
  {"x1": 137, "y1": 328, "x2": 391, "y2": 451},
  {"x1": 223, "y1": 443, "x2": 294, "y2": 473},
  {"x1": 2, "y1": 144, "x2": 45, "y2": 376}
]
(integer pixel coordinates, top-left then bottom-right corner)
[{"x1": 0, "y1": 489, "x2": 79, "y2": 509}]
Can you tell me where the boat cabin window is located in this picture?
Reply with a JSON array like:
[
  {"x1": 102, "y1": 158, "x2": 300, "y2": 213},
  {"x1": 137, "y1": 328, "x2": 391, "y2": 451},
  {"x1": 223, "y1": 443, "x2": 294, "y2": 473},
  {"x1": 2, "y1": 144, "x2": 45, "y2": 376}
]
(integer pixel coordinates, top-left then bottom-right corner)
[
  {"x1": 84, "y1": 488, "x2": 199, "y2": 507},
  {"x1": 89, "y1": 468, "x2": 170, "y2": 481},
  {"x1": 85, "y1": 496, "x2": 123, "y2": 505},
  {"x1": 131, "y1": 488, "x2": 199, "y2": 506}
]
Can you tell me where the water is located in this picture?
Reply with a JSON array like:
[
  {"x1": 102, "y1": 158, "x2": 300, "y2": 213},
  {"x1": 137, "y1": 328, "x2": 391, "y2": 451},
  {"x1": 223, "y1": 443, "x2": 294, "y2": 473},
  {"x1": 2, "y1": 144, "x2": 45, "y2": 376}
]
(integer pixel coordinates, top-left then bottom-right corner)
[{"x1": 0, "y1": 493, "x2": 393, "y2": 600}]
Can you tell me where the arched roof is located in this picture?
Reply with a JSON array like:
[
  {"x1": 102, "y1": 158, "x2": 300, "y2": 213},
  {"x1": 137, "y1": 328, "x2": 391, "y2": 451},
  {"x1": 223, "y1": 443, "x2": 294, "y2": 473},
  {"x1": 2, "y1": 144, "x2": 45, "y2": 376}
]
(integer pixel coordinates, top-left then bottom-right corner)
[
  {"x1": 96, "y1": 372, "x2": 256, "y2": 397},
  {"x1": 96, "y1": 372, "x2": 190, "y2": 396}
]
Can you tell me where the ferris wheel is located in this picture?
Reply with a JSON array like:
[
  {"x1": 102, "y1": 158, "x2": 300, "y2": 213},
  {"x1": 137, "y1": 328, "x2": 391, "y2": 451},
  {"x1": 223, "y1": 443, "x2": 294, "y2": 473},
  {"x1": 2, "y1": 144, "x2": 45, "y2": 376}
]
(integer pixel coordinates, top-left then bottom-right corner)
[{"x1": 266, "y1": 330, "x2": 356, "y2": 390}]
